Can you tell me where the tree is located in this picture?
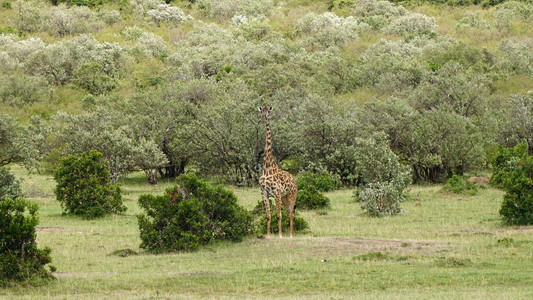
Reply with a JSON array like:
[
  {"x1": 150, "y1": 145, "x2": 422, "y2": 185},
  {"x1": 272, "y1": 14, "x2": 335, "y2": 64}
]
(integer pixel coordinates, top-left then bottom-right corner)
[
  {"x1": 0, "y1": 198, "x2": 53, "y2": 286},
  {"x1": 55, "y1": 108, "x2": 167, "y2": 185},
  {"x1": 0, "y1": 114, "x2": 37, "y2": 169},
  {"x1": 54, "y1": 150, "x2": 125, "y2": 219}
]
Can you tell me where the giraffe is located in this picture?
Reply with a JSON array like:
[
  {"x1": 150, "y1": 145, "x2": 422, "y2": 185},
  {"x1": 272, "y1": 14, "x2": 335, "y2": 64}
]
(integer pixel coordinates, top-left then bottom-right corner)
[{"x1": 258, "y1": 106, "x2": 297, "y2": 238}]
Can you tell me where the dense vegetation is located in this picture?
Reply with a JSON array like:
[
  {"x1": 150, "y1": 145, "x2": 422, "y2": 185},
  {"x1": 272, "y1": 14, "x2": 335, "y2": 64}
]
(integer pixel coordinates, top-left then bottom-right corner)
[
  {"x1": 1, "y1": 0, "x2": 533, "y2": 293},
  {"x1": 1, "y1": 0, "x2": 532, "y2": 189},
  {"x1": 0, "y1": 196, "x2": 54, "y2": 286},
  {"x1": 137, "y1": 173, "x2": 252, "y2": 252},
  {"x1": 54, "y1": 150, "x2": 125, "y2": 219}
]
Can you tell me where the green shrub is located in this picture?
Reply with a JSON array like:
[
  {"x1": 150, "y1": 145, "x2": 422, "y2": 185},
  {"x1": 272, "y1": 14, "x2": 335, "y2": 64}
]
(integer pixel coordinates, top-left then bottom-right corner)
[
  {"x1": 499, "y1": 155, "x2": 533, "y2": 225},
  {"x1": 443, "y1": 175, "x2": 478, "y2": 195},
  {"x1": 49, "y1": 0, "x2": 104, "y2": 7},
  {"x1": 0, "y1": 167, "x2": 22, "y2": 201},
  {"x1": 0, "y1": 198, "x2": 54, "y2": 286},
  {"x1": 253, "y1": 199, "x2": 309, "y2": 235},
  {"x1": 295, "y1": 172, "x2": 335, "y2": 210},
  {"x1": 355, "y1": 181, "x2": 405, "y2": 217},
  {"x1": 297, "y1": 171, "x2": 337, "y2": 192},
  {"x1": 1, "y1": 1, "x2": 11, "y2": 9},
  {"x1": 54, "y1": 150, "x2": 125, "y2": 219},
  {"x1": 489, "y1": 143, "x2": 528, "y2": 188},
  {"x1": 137, "y1": 174, "x2": 252, "y2": 253},
  {"x1": 73, "y1": 63, "x2": 117, "y2": 96},
  {"x1": 297, "y1": 185, "x2": 330, "y2": 210}
]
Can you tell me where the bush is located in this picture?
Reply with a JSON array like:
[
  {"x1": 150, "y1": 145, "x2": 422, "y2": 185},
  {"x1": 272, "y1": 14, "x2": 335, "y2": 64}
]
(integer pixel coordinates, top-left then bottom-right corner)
[
  {"x1": 0, "y1": 74, "x2": 52, "y2": 107},
  {"x1": 0, "y1": 167, "x2": 22, "y2": 201},
  {"x1": 137, "y1": 174, "x2": 252, "y2": 252},
  {"x1": 297, "y1": 171, "x2": 337, "y2": 192},
  {"x1": 296, "y1": 186, "x2": 330, "y2": 210},
  {"x1": 54, "y1": 150, "x2": 125, "y2": 219},
  {"x1": 72, "y1": 62, "x2": 117, "y2": 95},
  {"x1": 41, "y1": 4, "x2": 94, "y2": 36},
  {"x1": 296, "y1": 12, "x2": 363, "y2": 50},
  {"x1": 443, "y1": 174, "x2": 478, "y2": 195},
  {"x1": 295, "y1": 172, "x2": 336, "y2": 210},
  {"x1": 146, "y1": 4, "x2": 191, "y2": 26},
  {"x1": 499, "y1": 155, "x2": 533, "y2": 225},
  {"x1": 253, "y1": 199, "x2": 309, "y2": 234},
  {"x1": 355, "y1": 181, "x2": 405, "y2": 216},
  {"x1": 0, "y1": 198, "x2": 53, "y2": 286},
  {"x1": 489, "y1": 143, "x2": 528, "y2": 188},
  {"x1": 352, "y1": 0, "x2": 408, "y2": 30},
  {"x1": 384, "y1": 13, "x2": 438, "y2": 36},
  {"x1": 456, "y1": 11, "x2": 491, "y2": 31},
  {"x1": 96, "y1": 10, "x2": 122, "y2": 25},
  {"x1": 198, "y1": 0, "x2": 274, "y2": 21}
]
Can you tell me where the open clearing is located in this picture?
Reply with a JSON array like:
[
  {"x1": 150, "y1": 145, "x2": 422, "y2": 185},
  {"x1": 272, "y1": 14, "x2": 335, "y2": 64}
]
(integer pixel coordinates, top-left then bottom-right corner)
[{"x1": 3, "y1": 167, "x2": 533, "y2": 299}]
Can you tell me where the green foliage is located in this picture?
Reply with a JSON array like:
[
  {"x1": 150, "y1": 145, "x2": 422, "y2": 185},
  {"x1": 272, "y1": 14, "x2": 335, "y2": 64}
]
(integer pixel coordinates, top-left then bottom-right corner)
[
  {"x1": 297, "y1": 171, "x2": 337, "y2": 192},
  {"x1": 295, "y1": 172, "x2": 336, "y2": 210},
  {"x1": 443, "y1": 175, "x2": 478, "y2": 195},
  {"x1": 499, "y1": 155, "x2": 533, "y2": 225},
  {"x1": 361, "y1": 99, "x2": 486, "y2": 183},
  {"x1": 73, "y1": 63, "x2": 117, "y2": 95},
  {"x1": 1, "y1": 1, "x2": 11, "y2": 9},
  {"x1": 489, "y1": 143, "x2": 528, "y2": 188},
  {"x1": 54, "y1": 108, "x2": 168, "y2": 184},
  {"x1": 355, "y1": 181, "x2": 406, "y2": 216},
  {"x1": 0, "y1": 74, "x2": 52, "y2": 107},
  {"x1": 500, "y1": 94, "x2": 533, "y2": 151},
  {"x1": 50, "y1": 0, "x2": 104, "y2": 7},
  {"x1": 0, "y1": 114, "x2": 38, "y2": 170},
  {"x1": 296, "y1": 185, "x2": 330, "y2": 210},
  {"x1": 53, "y1": 150, "x2": 125, "y2": 219},
  {"x1": 137, "y1": 173, "x2": 252, "y2": 253},
  {"x1": 0, "y1": 167, "x2": 22, "y2": 201},
  {"x1": 0, "y1": 198, "x2": 53, "y2": 286}
]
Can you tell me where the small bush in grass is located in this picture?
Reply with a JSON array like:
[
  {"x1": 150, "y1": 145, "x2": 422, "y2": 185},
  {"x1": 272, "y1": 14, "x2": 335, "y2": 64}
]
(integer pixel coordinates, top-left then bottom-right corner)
[
  {"x1": 0, "y1": 198, "x2": 54, "y2": 287},
  {"x1": 137, "y1": 174, "x2": 252, "y2": 253},
  {"x1": 54, "y1": 150, "x2": 125, "y2": 219},
  {"x1": 443, "y1": 175, "x2": 478, "y2": 195},
  {"x1": 355, "y1": 182, "x2": 405, "y2": 217},
  {"x1": 295, "y1": 172, "x2": 335, "y2": 210},
  {"x1": 0, "y1": 167, "x2": 22, "y2": 201},
  {"x1": 297, "y1": 186, "x2": 330, "y2": 210}
]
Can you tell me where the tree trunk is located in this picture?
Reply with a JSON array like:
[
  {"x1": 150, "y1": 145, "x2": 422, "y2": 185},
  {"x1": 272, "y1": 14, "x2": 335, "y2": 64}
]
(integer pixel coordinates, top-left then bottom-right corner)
[{"x1": 144, "y1": 169, "x2": 158, "y2": 185}]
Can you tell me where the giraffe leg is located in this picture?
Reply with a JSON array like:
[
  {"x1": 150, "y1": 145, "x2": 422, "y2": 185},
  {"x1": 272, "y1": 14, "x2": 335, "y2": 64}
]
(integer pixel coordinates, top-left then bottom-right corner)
[
  {"x1": 282, "y1": 195, "x2": 294, "y2": 239},
  {"x1": 275, "y1": 196, "x2": 283, "y2": 238},
  {"x1": 289, "y1": 190, "x2": 297, "y2": 238},
  {"x1": 261, "y1": 190, "x2": 271, "y2": 238}
]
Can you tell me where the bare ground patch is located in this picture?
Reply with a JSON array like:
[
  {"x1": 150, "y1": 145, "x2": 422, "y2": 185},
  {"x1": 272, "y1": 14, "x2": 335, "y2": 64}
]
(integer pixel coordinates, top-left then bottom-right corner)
[
  {"x1": 251, "y1": 236, "x2": 449, "y2": 257},
  {"x1": 36, "y1": 226, "x2": 69, "y2": 232}
]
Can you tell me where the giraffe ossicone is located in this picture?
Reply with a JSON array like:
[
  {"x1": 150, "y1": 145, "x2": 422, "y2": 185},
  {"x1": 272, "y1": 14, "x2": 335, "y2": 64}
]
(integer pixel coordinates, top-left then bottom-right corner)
[{"x1": 258, "y1": 105, "x2": 297, "y2": 238}]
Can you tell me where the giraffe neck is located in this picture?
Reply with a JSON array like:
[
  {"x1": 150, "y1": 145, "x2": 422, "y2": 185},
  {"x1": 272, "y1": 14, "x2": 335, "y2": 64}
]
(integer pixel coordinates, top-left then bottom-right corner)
[{"x1": 263, "y1": 120, "x2": 279, "y2": 172}]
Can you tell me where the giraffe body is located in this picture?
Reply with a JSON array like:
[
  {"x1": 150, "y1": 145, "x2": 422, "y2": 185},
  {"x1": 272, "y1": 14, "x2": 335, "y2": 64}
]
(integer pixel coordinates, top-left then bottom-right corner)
[{"x1": 258, "y1": 106, "x2": 297, "y2": 238}]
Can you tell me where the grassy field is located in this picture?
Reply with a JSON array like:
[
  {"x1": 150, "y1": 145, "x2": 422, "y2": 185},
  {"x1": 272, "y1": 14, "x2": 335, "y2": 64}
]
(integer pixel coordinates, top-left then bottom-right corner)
[{"x1": 2, "y1": 166, "x2": 533, "y2": 299}]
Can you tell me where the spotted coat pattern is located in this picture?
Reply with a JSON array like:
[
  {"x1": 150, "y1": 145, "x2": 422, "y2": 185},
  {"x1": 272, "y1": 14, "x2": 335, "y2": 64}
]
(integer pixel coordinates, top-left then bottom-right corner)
[{"x1": 258, "y1": 106, "x2": 297, "y2": 238}]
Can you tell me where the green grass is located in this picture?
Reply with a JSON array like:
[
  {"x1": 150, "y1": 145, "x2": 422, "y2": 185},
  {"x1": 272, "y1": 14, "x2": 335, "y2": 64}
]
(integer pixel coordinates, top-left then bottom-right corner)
[{"x1": 2, "y1": 166, "x2": 533, "y2": 298}]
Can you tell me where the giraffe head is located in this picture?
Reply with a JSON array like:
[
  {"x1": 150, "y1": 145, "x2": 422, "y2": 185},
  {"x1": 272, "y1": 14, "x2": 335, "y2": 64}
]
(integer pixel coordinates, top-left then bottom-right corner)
[{"x1": 258, "y1": 106, "x2": 273, "y2": 121}]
